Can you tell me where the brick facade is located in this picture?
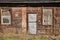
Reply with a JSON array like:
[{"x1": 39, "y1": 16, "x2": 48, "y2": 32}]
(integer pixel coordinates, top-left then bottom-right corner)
[{"x1": 0, "y1": 7, "x2": 60, "y2": 35}]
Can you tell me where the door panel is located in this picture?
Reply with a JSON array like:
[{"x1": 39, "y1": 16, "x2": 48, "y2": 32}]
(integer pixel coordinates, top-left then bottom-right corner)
[
  {"x1": 28, "y1": 23, "x2": 36, "y2": 34},
  {"x1": 28, "y1": 14, "x2": 37, "y2": 34},
  {"x1": 28, "y1": 14, "x2": 37, "y2": 22}
]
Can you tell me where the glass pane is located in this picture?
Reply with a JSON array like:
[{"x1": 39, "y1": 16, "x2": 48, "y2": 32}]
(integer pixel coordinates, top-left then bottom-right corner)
[
  {"x1": 43, "y1": 16, "x2": 48, "y2": 25},
  {"x1": 48, "y1": 16, "x2": 52, "y2": 25},
  {"x1": 1, "y1": 16, "x2": 11, "y2": 24},
  {"x1": 1, "y1": 8, "x2": 11, "y2": 16}
]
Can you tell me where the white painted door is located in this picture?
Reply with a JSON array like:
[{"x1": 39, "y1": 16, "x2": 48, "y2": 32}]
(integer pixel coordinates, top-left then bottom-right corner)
[{"x1": 28, "y1": 14, "x2": 37, "y2": 34}]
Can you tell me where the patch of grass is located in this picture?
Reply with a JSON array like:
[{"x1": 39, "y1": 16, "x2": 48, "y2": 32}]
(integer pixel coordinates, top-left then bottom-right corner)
[
  {"x1": 0, "y1": 34, "x2": 60, "y2": 40},
  {"x1": 4, "y1": 35, "x2": 20, "y2": 40},
  {"x1": 0, "y1": 37, "x2": 4, "y2": 40}
]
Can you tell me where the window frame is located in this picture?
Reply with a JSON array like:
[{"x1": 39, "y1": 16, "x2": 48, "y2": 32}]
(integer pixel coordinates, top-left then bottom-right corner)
[
  {"x1": 42, "y1": 8, "x2": 53, "y2": 26},
  {"x1": 1, "y1": 7, "x2": 12, "y2": 25}
]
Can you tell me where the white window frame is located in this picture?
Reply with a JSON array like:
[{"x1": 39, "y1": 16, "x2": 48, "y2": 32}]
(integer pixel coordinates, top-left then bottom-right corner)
[
  {"x1": 1, "y1": 8, "x2": 11, "y2": 25},
  {"x1": 43, "y1": 8, "x2": 52, "y2": 25}
]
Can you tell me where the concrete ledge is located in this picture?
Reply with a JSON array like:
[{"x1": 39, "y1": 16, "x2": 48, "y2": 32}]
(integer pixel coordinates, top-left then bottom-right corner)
[{"x1": 0, "y1": 1, "x2": 60, "y2": 3}]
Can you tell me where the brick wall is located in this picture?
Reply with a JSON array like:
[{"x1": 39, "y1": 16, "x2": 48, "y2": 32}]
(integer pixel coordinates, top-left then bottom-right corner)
[{"x1": 0, "y1": 7, "x2": 60, "y2": 35}]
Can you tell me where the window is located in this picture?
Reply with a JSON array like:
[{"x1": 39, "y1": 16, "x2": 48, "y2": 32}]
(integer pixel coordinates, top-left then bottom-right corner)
[
  {"x1": 28, "y1": 14, "x2": 37, "y2": 34},
  {"x1": 1, "y1": 8, "x2": 11, "y2": 25},
  {"x1": 43, "y1": 9, "x2": 52, "y2": 25}
]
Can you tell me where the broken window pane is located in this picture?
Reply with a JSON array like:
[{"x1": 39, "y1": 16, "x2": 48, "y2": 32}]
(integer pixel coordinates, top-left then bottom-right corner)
[
  {"x1": 43, "y1": 9, "x2": 52, "y2": 25},
  {"x1": 1, "y1": 8, "x2": 11, "y2": 25},
  {"x1": 1, "y1": 16, "x2": 11, "y2": 24}
]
